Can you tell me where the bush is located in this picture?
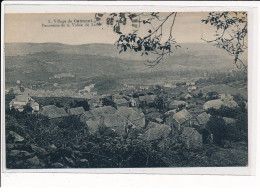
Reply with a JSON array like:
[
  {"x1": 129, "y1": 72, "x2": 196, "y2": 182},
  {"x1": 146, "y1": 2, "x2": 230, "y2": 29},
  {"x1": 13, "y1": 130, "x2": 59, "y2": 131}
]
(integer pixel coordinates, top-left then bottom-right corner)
[{"x1": 206, "y1": 116, "x2": 227, "y2": 145}]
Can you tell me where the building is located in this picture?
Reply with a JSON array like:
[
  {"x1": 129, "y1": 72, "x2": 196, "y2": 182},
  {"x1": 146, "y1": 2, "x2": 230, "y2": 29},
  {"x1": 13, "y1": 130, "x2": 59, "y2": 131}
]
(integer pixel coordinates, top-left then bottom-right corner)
[
  {"x1": 167, "y1": 109, "x2": 193, "y2": 130},
  {"x1": 186, "y1": 81, "x2": 196, "y2": 86},
  {"x1": 183, "y1": 93, "x2": 192, "y2": 100},
  {"x1": 68, "y1": 107, "x2": 85, "y2": 116},
  {"x1": 9, "y1": 94, "x2": 39, "y2": 112},
  {"x1": 188, "y1": 86, "x2": 197, "y2": 92},
  {"x1": 116, "y1": 107, "x2": 145, "y2": 129},
  {"x1": 88, "y1": 97, "x2": 102, "y2": 109},
  {"x1": 139, "y1": 85, "x2": 150, "y2": 90},
  {"x1": 139, "y1": 95, "x2": 156, "y2": 105},
  {"x1": 180, "y1": 127, "x2": 203, "y2": 149},
  {"x1": 168, "y1": 100, "x2": 187, "y2": 110},
  {"x1": 142, "y1": 122, "x2": 171, "y2": 141},
  {"x1": 218, "y1": 94, "x2": 233, "y2": 101},
  {"x1": 129, "y1": 97, "x2": 137, "y2": 107},
  {"x1": 195, "y1": 112, "x2": 211, "y2": 127},
  {"x1": 114, "y1": 98, "x2": 129, "y2": 108},
  {"x1": 40, "y1": 105, "x2": 68, "y2": 119}
]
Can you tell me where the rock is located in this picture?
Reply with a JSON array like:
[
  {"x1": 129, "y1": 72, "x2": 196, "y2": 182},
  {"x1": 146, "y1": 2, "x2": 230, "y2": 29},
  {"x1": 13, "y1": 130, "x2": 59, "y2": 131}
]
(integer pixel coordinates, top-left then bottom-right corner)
[
  {"x1": 49, "y1": 144, "x2": 57, "y2": 150},
  {"x1": 40, "y1": 161, "x2": 46, "y2": 168},
  {"x1": 9, "y1": 150, "x2": 21, "y2": 156},
  {"x1": 9, "y1": 131, "x2": 24, "y2": 142},
  {"x1": 142, "y1": 122, "x2": 171, "y2": 141},
  {"x1": 64, "y1": 157, "x2": 74, "y2": 165},
  {"x1": 180, "y1": 127, "x2": 203, "y2": 149},
  {"x1": 6, "y1": 144, "x2": 14, "y2": 150},
  {"x1": 52, "y1": 162, "x2": 64, "y2": 168},
  {"x1": 20, "y1": 150, "x2": 31, "y2": 157},
  {"x1": 80, "y1": 159, "x2": 88, "y2": 163},
  {"x1": 27, "y1": 156, "x2": 40, "y2": 166},
  {"x1": 31, "y1": 144, "x2": 48, "y2": 155}
]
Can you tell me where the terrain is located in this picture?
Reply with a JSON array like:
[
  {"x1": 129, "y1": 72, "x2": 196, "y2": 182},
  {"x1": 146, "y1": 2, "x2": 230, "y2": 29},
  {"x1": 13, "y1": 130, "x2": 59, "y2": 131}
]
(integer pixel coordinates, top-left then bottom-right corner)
[{"x1": 5, "y1": 42, "x2": 237, "y2": 90}]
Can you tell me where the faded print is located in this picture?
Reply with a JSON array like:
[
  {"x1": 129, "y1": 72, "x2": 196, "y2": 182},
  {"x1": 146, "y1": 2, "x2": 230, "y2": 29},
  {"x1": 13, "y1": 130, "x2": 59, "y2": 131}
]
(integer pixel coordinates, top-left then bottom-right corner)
[{"x1": 5, "y1": 12, "x2": 248, "y2": 169}]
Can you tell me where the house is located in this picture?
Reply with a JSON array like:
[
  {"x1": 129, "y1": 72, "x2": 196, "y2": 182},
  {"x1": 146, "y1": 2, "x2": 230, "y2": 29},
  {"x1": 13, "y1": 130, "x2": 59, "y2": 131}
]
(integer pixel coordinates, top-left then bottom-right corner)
[
  {"x1": 196, "y1": 112, "x2": 211, "y2": 127},
  {"x1": 40, "y1": 105, "x2": 68, "y2": 119},
  {"x1": 29, "y1": 101, "x2": 40, "y2": 113},
  {"x1": 68, "y1": 107, "x2": 85, "y2": 116},
  {"x1": 103, "y1": 113, "x2": 127, "y2": 136},
  {"x1": 80, "y1": 111, "x2": 95, "y2": 123},
  {"x1": 86, "y1": 120, "x2": 100, "y2": 135},
  {"x1": 222, "y1": 100, "x2": 238, "y2": 108},
  {"x1": 167, "y1": 109, "x2": 193, "y2": 130},
  {"x1": 129, "y1": 97, "x2": 137, "y2": 107},
  {"x1": 155, "y1": 118, "x2": 164, "y2": 124},
  {"x1": 219, "y1": 94, "x2": 233, "y2": 101},
  {"x1": 180, "y1": 127, "x2": 203, "y2": 149},
  {"x1": 168, "y1": 100, "x2": 187, "y2": 110},
  {"x1": 88, "y1": 97, "x2": 102, "y2": 109},
  {"x1": 114, "y1": 98, "x2": 129, "y2": 108},
  {"x1": 183, "y1": 93, "x2": 192, "y2": 100},
  {"x1": 165, "y1": 109, "x2": 177, "y2": 116},
  {"x1": 186, "y1": 81, "x2": 196, "y2": 86},
  {"x1": 164, "y1": 82, "x2": 176, "y2": 88},
  {"x1": 205, "y1": 91, "x2": 219, "y2": 100},
  {"x1": 139, "y1": 95, "x2": 156, "y2": 105},
  {"x1": 142, "y1": 122, "x2": 171, "y2": 141},
  {"x1": 139, "y1": 85, "x2": 150, "y2": 90},
  {"x1": 116, "y1": 107, "x2": 145, "y2": 129},
  {"x1": 90, "y1": 106, "x2": 117, "y2": 120},
  {"x1": 188, "y1": 86, "x2": 197, "y2": 92},
  {"x1": 9, "y1": 94, "x2": 39, "y2": 112},
  {"x1": 190, "y1": 81, "x2": 196, "y2": 86}
]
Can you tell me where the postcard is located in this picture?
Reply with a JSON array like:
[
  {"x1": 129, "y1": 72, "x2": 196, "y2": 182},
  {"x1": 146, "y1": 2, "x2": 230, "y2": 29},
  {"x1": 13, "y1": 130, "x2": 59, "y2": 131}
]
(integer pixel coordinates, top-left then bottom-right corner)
[{"x1": 1, "y1": 3, "x2": 255, "y2": 175}]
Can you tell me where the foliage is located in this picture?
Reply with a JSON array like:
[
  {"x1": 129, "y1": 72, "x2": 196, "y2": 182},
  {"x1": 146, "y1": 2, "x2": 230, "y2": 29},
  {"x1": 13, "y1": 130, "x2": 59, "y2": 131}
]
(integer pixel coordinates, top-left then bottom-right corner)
[
  {"x1": 201, "y1": 12, "x2": 248, "y2": 73},
  {"x1": 206, "y1": 116, "x2": 228, "y2": 145},
  {"x1": 23, "y1": 104, "x2": 33, "y2": 113},
  {"x1": 95, "y1": 12, "x2": 180, "y2": 66},
  {"x1": 102, "y1": 97, "x2": 116, "y2": 108}
]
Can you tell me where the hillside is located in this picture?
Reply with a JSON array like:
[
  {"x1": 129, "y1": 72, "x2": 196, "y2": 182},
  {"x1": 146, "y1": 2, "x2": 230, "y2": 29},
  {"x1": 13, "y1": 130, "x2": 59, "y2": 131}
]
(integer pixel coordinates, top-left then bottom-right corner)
[{"x1": 5, "y1": 42, "x2": 239, "y2": 87}]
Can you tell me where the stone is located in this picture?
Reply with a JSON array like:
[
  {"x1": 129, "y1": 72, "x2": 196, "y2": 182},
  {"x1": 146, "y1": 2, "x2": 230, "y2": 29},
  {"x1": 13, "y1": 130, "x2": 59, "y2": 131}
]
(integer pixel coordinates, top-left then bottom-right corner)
[
  {"x1": 180, "y1": 127, "x2": 203, "y2": 149},
  {"x1": 27, "y1": 156, "x2": 40, "y2": 166},
  {"x1": 52, "y1": 162, "x2": 64, "y2": 168},
  {"x1": 31, "y1": 144, "x2": 48, "y2": 155},
  {"x1": 9, "y1": 131, "x2": 24, "y2": 142},
  {"x1": 9, "y1": 150, "x2": 21, "y2": 156}
]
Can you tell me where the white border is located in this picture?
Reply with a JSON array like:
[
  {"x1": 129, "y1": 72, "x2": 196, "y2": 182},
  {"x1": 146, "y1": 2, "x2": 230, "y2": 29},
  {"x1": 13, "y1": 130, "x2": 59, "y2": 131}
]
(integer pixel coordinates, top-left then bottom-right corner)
[{"x1": 1, "y1": 1, "x2": 258, "y2": 178}]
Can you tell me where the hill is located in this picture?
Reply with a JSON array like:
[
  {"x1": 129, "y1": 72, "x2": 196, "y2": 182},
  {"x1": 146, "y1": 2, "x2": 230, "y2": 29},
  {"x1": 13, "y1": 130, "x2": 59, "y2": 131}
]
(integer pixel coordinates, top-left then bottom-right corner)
[{"x1": 5, "y1": 42, "x2": 239, "y2": 88}]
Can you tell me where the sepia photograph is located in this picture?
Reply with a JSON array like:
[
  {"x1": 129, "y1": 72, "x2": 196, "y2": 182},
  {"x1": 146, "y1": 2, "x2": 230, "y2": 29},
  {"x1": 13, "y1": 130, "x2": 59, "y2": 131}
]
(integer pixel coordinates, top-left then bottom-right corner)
[{"x1": 3, "y1": 10, "x2": 249, "y2": 170}]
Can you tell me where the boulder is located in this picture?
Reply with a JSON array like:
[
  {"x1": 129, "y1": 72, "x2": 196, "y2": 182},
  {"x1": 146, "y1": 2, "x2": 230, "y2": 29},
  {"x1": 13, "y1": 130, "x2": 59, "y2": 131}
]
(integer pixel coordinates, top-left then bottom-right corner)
[
  {"x1": 180, "y1": 127, "x2": 203, "y2": 149},
  {"x1": 9, "y1": 150, "x2": 21, "y2": 157},
  {"x1": 9, "y1": 131, "x2": 24, "y2": 142},
  {"x1": 143, "y1": 122, "x2": 171, "y2": 141},
  {"x1": 27, "y1": 156, "x2": 40, "y2": 166},
  {"x1": 31, "y1": 144, "x2": 48, "y2": 155},
  {"x1": 52, "y1": 162, "x2": 64, "y2": 168}
]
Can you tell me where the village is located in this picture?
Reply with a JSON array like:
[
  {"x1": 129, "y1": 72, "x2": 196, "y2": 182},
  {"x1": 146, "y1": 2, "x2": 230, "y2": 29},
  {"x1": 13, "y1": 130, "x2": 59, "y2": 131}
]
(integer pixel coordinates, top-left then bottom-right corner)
[{"x1": 7, "y1": 73, "x2": 247, "y2": 151}]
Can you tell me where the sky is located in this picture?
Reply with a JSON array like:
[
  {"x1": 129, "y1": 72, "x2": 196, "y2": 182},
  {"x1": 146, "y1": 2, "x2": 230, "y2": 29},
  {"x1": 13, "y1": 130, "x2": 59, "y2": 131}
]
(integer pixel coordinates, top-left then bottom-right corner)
[{"x1": 5, "y1": 12, "x2": 219, "y2": 45}]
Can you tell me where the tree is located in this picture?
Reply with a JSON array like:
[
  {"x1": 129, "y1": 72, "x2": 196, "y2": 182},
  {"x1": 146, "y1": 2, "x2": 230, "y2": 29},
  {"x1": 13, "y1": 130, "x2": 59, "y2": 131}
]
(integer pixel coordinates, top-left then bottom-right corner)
[
  {"x1": 206, "y1": 116, "x2": 227, "y2": 145},
  {"x1": 95, "y1": 12, "x2": 180, "y2": 66},
  {"x1": 201, "y1": 12, "x2": 248, "y2": 73},
  {"x1": 95, "y1": 12, "x2": 247, "y2": 72}
]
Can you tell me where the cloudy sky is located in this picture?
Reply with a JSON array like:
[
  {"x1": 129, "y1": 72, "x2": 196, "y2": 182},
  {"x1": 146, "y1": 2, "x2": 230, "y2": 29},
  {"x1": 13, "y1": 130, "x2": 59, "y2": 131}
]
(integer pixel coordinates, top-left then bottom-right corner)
[{"x1": 5, "y1": 12, "x2": 219, "y2": 45}]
